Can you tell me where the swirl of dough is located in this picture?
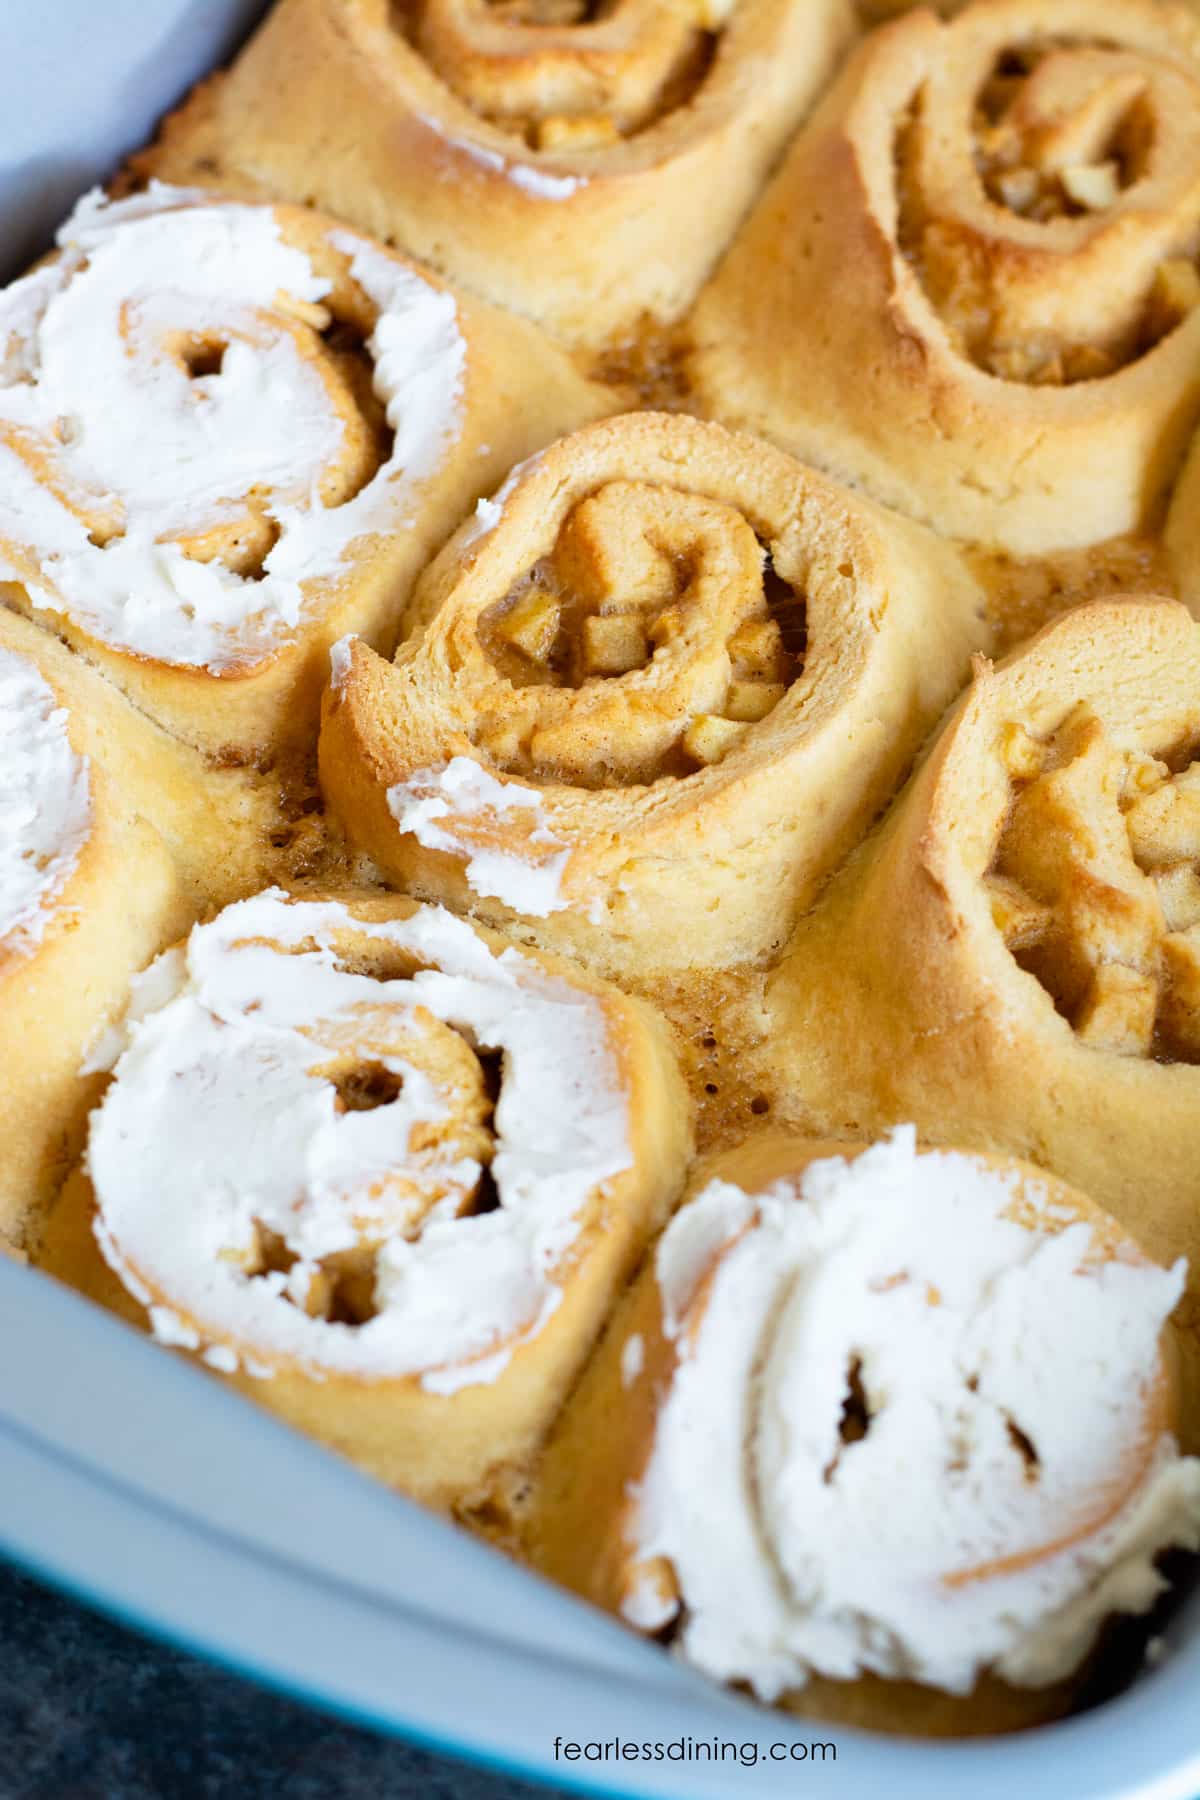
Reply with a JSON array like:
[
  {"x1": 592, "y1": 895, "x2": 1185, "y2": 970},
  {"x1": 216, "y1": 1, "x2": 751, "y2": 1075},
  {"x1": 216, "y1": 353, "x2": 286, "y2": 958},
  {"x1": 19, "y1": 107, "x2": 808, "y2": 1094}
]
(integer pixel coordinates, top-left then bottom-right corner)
[
  {"x1": 469, "y1": 475, "x2": 804, "y2": 786},
  {"x1": 44, "y1": 887, "x2": 690, "y2": 1505},
  {"x1": 133, "y1": 0, "x2": 855, "y2": 345},
  {"x1": 900, "y1": 4, "x2": 1200, "y2": 384},
  {"x1": 409, "y1": 0, "x2": 726, "y2": 148},
  {"x1": 0, "y1": 187, "x2": 459, "y2": 672},
  {"x1": 769, "y1": 598, "x2": 1200, "y2": 1289},
  {"x1": 690, "y1": 0, "x2": 1200, "y2": 555},
  {"x1": 319, "y1": 413, "x2": 987, "y2": 977}
]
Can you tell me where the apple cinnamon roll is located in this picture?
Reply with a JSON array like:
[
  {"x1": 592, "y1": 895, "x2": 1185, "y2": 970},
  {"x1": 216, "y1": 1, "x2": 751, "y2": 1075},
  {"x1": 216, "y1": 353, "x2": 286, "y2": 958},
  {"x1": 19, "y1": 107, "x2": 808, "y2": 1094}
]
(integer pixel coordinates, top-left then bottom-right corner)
[
  {"x1": 691, "y1": 0, "x2": 1200, "y2": 556},
  {"x1": 0, "y1": 611, "x2": 200, "y2": 1250},
  {"x1": 40, "y1": 887, "x2": 690, "y2": 1510},
  {"x1": 770, "y1": 598, "x2": 1200, "y2": 1292},
  {"x1": 133, "y1": 0, "x2": 855, "y2": 347},
  {"x1": 318, "y1": 413, "x2": 988, "y2": 979},
  {"x1": 0, "y1": 184, "x2": 604, "y2": 760},
  {"x1": 530, "y1": 1130, "x2": 1200, "y2": 1735}
]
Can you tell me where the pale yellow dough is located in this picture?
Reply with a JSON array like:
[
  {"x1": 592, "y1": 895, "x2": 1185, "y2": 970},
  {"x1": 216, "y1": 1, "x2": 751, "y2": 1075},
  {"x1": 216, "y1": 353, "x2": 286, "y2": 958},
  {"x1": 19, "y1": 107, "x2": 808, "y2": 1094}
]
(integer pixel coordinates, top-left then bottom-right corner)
[
  {"x1": 690, "y1": 0, "x2": 1200, "y2": 558},
  {"x1": 319, "y1": 412, "x2": 988, "y2": 980},
  {"x1": 769, "y1": 598, "x2": 1200, "y2": 1309},
  {"x1": 132, "y1": 0, "x2": 856, "y2": 348}
]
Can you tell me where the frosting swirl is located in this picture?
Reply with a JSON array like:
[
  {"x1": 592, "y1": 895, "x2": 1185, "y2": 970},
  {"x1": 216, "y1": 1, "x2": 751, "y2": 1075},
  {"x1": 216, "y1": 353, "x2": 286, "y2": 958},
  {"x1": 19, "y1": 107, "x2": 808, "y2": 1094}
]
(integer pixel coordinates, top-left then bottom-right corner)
[
  {"x1": 0, "y1": 187, "x2": 464, "y2": 672},
  {"x1": 0, "y1": 646, "x2": 90, "y2": 964},
  {"x1": 89, "y1": 891, "x2": 634, "y2": 1391},
  {"x1": 629, "y1": 1131, "x2": 1200, "y2": 1697}
]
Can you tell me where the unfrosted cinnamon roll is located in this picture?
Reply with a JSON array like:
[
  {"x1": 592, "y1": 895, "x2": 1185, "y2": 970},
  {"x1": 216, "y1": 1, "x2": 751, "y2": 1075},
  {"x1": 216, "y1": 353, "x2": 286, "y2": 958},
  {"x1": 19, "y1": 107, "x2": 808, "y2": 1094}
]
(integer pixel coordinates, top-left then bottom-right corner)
[
  {"x1": 132, "y1": 0, "x2": 855, "y2": 347},
  {"x1": 690, "y1": 0, "x2": 1200, "y2": 557},
  {"x1": 40, "y1": 888, "x2": 690, "y2": 1510},
  {"x1": 0, "y1": 184, "x2": 604, "y2": 759},
  {"x1": 318, "y1": 413, "x2": 988, "y2": 979},
  {"x1": 530, "y1": 1130, "x2": 1200, "y2": 1734},
  {"x1": 0, "y1": 611, "x2": 200, "y2": 1249},
  {"x1": 769, "y1": 598, "x2": 1200, "y2": 1294}
]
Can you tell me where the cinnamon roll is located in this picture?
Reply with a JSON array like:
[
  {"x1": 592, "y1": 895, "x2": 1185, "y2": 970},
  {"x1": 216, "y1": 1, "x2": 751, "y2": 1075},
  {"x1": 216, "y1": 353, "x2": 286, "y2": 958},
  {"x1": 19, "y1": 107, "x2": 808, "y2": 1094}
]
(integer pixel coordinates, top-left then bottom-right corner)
[
  {"x1": 530, "y1": 1130, "x2": 1200, "y2": 1734},
  {"x1": 0, "y1": 610, "x2": 198, "y2": 1249},
  {"x1": 40, "y1": 888, "x2": 690, "y2": 1510},
  {"x1": 769, "y1": 598, "x2": 1200, "y2": 1295},
  {"x1": 318, "y1": 413, "x2": 988, "y2": 979},
  {"x1": 132, "y1": 0, "x2": 855, "y2": 347},
  {"x1": 690, "y1": 0, "x2": 1200, "y2": 557},
  {"x1": 0, "y1": 184, "x2": 605, "y2": 759}
]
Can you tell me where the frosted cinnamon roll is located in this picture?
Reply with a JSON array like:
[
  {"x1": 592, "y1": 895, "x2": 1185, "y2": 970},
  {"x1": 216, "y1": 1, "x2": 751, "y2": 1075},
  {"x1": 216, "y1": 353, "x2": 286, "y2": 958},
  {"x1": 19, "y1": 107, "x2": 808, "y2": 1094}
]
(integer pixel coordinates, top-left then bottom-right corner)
[
  {"x1": 530, "y1": 1130, "x2": 1200, "y2": 1735},
  {"x1": 133, "y1": 0, "x2": 855, "y2": 347},
  {"x1": 0, "y1": 611, "x2": 197, "y2": 1249},
  {"x1": 690, "y1": 0, "x2": 1200, "y2": 556},
  {"x1": 770, "y1": 598, "x2": 1200, "y2": 1293},
  {"x1": 318, "y1": 414, "x2": 988, "y2": 979},
  {"x1": 40, "y1": 888, "x2": 689, "y2": 1509},
  {"x1": 0, "y1": 185, "x2": 604, "y2": 759}
]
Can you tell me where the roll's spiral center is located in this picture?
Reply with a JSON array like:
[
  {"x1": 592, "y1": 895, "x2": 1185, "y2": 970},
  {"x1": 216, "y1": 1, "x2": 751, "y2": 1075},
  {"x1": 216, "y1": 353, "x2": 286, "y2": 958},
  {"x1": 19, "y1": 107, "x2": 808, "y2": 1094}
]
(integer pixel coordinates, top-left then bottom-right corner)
[
  {"x1": 474, "y1": 480, "x2": 804, "y2": 785},
  {"x1": 226, "y1": 993, "x2": 498, "y2": 1327},
  {"x1": 403, "y1": 0, "x2": 722, "y2": 148},
  {"x1": 896, "y1": 17, "x2": 1200, "y2": 385},
  {"x1": 3, "y1": 253, "x2": 390, "y2": 581},
  {"x1": 986, "y1": 705, "x2": 1200, "y2": 1062}
]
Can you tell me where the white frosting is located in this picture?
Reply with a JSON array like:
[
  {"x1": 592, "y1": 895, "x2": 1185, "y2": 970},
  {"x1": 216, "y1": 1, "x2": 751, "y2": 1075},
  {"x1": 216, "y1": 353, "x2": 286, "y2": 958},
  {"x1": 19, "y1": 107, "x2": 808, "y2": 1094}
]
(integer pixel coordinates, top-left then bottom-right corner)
[
  {"x1": 507, "y1": 165, "x2": 584, "y2": 201},
  {"x1": 459, "y1": 452, "x2": 543, "y2": 549},
  {"x1": 0, "y1": 647, "x2": 90, "y2": 956},
  {"x1": 88, "y1": 891, "x2": 631, "y2": 1390},
  {"x1": 329, "y1": 632, "x2": 356, "y2": 690},
  {"x1": 470, "y1": 494, "x2": 503, "y2": 538},
  {"x1": 628, "y1": 1128, "x2": 1200, "y2": 1699},
  {"x1": 0, "y1": 186, "x2": 464, "y2": 672},
  {"x1": 417, "y1": 116, "x2": 585, "y2": 199},
  {"x1": 621, "y1": 1332, "x2": 645, "y2": 1388},
  {"x1": 388, "y1": 756, "x2": 570, "y2": 915}
]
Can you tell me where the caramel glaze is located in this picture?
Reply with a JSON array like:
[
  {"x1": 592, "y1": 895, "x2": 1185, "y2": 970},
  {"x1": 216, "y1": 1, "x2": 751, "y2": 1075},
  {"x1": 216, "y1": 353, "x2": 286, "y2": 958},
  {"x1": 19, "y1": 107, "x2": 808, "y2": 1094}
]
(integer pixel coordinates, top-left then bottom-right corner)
[{"x1": 970, "y1": 533, "x2": 1175, "y2": 655}]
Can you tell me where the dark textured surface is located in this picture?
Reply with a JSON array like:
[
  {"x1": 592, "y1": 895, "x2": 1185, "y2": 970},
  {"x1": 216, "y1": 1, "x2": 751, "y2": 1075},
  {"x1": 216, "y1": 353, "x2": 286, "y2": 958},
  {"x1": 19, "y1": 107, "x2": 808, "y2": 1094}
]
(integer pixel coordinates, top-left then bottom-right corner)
[{"x1": 0, "y1": 1560, "x2": 571, "y2": 1800}]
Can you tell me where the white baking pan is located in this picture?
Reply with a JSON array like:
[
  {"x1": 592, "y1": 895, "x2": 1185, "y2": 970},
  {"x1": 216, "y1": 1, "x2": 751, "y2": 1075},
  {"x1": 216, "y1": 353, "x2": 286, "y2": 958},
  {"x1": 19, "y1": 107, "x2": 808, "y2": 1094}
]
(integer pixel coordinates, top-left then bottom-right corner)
[{"x1": 2, "y1": 9, "x2": 1199, "y2": 1794}]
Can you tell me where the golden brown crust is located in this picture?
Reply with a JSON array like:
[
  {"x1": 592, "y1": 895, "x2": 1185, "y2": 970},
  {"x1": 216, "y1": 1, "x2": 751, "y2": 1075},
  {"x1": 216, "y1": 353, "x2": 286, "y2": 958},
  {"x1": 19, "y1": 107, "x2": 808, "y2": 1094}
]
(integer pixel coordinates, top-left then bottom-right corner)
[
  {"x1": 690, "y1": 0, "x2": 1200, "y2": 557},
  {"x1": 318, "y1": 411, "x2": 989, "y2": 979},
  {"x1": 768, "y1": 598, "x2": 1200, "y2": 1291},
  {"x1": 133, "y1": 0, "x2": 856, "y2": 346}
]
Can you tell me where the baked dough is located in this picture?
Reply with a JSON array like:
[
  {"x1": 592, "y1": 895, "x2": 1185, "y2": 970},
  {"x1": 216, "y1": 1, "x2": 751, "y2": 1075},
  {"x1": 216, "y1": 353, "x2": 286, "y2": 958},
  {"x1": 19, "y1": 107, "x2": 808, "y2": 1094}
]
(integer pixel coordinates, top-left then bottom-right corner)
[
  {"x1": 690, "y1": 0, "x2": 1200, "y2": 556},
  {"x1": 318, "y1": 412, "x2": 988, "y2": 979},
  {"x1": 132, "y1": 0, "x2": 856, "y2": 347},
  {"x1": 769, "y1": 598, "x2": 1200, "y2": 1303}
]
